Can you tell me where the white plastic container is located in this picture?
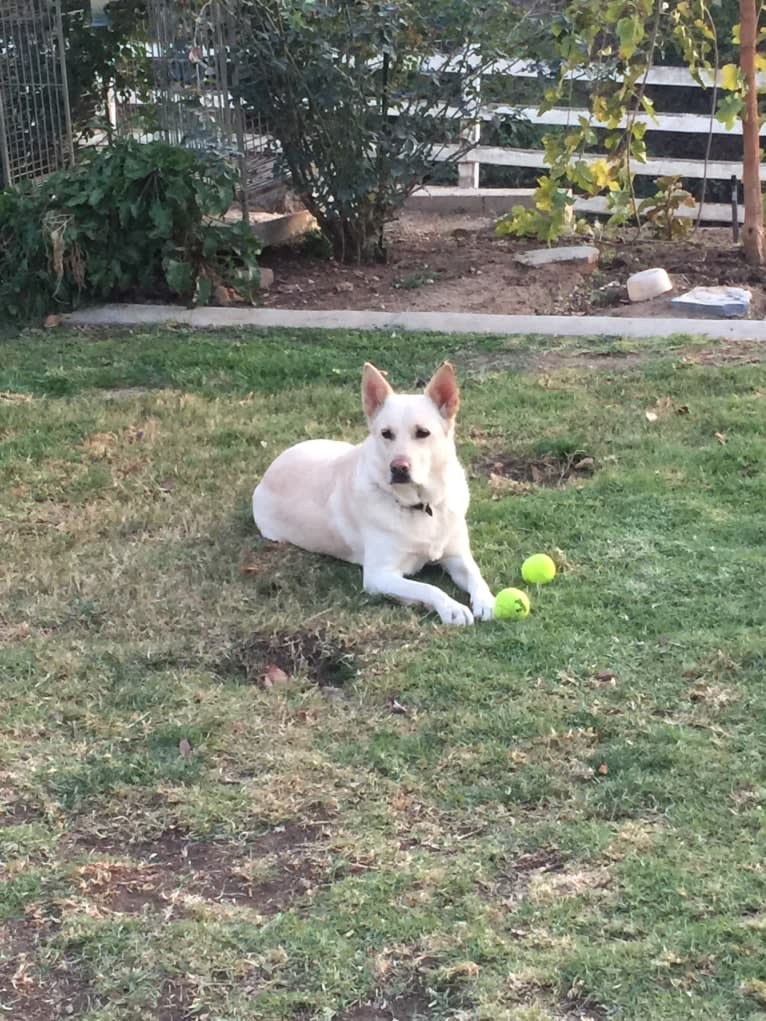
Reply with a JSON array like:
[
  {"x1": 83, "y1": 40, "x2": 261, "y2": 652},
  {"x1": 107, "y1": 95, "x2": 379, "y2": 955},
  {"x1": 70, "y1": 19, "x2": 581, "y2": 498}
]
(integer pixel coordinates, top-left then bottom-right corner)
[{"x1": 627, "y1": 267, "x2": 673, "y2": 303}]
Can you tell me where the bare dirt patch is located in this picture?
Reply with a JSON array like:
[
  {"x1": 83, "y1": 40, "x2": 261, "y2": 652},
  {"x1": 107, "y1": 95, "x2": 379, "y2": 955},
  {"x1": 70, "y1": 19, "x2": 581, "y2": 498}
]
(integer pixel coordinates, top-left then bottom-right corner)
[
  {"x1": 225, "y1": 627, "x2": 357, "y2": 688},
  {"x1": 558, "y1": 989, "x2": 608, "y2": 1021},
  {"x1": 73, "y1": 822, "x2": 325, "y2": 915},
  {"x1": 337, "y1": 987, "x2": 434, "y2": 1021},
  {"x1": 475, "y1": 451, "x2": 596, "y2": 493},
  {"x1": 258, "y1": 215, "x2": 766, "y2": 321},
  {"x1": 680, "y1": 342, "x2": 766, "y2": 365},
  {"x1": 158, "y1": 976, "x2": 197, "y2": 1021},
  {"x1": 74, "y1": 860, "x2": 174, "y2": 915},
  {"x1": 0, "y1": 919, "x2": 100, "y2": 1021},
  {"x1": 0, "y1": 802, "x2": 41, "y2": 827}
]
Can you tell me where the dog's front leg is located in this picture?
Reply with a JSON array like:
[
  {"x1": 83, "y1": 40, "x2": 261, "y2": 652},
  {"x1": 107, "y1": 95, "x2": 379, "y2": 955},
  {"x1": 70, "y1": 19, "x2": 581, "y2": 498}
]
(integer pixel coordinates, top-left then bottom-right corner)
[
  {"x1": 441, "y1": 551, "x2": 496, "y2": 622},
  {"x1": 363, "y1": 564, "x2": 474, "y2": 626}
]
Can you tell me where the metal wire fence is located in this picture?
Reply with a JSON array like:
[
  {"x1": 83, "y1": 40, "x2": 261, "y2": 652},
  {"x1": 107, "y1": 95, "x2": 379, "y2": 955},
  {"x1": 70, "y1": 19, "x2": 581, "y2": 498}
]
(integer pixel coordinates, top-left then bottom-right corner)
[
  {"x1": 137, "y1": 0, "x2": 281, "y2": 219},
  {"x1": 0, "y1": 0, "x2": 74, "y2": 187}
]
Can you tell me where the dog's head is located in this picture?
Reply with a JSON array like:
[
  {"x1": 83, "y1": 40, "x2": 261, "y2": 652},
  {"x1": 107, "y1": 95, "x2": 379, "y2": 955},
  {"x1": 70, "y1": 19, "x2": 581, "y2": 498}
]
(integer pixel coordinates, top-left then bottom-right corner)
[{"x1": 362, "y1": 362, "x2": 460, "y2": 495}]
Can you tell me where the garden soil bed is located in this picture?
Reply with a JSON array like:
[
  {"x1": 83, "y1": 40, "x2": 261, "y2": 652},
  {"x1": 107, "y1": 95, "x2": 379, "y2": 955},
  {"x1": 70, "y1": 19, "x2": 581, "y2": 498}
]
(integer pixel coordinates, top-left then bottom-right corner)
[{"x1": 257, "y1": 213, "x2": 766, "y2": 320}]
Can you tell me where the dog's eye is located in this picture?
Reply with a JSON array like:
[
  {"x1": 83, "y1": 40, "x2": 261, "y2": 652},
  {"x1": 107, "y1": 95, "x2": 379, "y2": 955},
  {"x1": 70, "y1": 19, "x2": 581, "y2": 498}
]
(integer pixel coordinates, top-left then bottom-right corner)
[
  {"x1": 381, "y1": 428, "x2": 394, "y2": 440},
  {"x1": 415, "y1": 427, "x2": 431, "y2": 439}
]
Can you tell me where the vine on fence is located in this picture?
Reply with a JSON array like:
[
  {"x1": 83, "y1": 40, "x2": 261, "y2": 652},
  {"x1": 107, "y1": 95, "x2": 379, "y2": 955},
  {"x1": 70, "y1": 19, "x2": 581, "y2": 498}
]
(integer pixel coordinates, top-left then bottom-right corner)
[{"x1": 496, "y1": 0, "x2": 758, "y2": 247}]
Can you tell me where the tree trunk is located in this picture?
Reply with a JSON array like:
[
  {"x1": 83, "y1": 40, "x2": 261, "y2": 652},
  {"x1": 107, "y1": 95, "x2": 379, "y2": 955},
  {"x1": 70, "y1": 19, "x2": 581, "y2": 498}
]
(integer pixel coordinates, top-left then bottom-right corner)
[{"x1": 740, "y1": 0, "x2": 765, "y2": 265}]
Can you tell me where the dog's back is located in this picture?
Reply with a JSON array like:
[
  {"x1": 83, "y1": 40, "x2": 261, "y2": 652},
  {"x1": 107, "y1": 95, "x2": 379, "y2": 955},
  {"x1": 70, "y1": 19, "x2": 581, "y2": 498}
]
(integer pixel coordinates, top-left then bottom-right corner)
[{"x1": 252, "y1": 439, "x2": 362, "y2": 561}]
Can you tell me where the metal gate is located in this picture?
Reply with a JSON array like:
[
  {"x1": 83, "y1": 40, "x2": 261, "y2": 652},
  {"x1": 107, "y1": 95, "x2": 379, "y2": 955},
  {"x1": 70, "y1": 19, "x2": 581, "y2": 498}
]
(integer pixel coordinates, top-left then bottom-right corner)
[{"x1": 0, "y1": 0, "x2": 74, "y2": 187}]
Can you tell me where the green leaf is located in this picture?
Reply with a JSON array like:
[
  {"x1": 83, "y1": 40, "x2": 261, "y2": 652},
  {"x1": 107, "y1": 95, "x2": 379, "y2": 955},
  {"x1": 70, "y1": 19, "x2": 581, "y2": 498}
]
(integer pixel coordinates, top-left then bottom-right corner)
[
  {"x1": 716, "y1": 92, "x2": 744, "y2": 131},
  {"x1": 194, "y1": 275, "x2": 213, "y2": 306},
  {"x1": 164, "y1": 259, "x2": 194, "y2": 297},
  {"x1": 616, "y1": 16, "x2": 643, "y2": 59},
  {"x1": 149, "y1": 201, "x2": 174, "y2": 238}
]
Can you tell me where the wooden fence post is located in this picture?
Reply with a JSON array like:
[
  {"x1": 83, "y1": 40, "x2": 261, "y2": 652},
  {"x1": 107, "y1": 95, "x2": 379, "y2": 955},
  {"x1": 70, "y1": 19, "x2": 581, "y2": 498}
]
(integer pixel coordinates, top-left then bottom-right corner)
[{"x1": 457, "y1": 58, "x2": 481, "y2": 189}]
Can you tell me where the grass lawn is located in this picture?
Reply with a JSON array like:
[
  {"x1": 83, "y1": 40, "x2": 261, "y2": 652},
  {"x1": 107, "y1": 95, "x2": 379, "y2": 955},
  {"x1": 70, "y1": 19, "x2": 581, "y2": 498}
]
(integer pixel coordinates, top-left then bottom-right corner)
[{"x1": 1, "y1": 325, "x2": 765, "y2": 1021}]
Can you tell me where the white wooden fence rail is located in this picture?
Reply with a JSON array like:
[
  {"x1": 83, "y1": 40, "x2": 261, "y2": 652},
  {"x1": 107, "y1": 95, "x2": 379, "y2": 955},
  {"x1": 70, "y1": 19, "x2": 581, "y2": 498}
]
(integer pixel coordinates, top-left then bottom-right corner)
[
  {"x1": 131, "y1": 49, "x2": 759, "y2": 223},
  {"x1": 420, "y1": 58, "x2": 761, "y2": 223}
]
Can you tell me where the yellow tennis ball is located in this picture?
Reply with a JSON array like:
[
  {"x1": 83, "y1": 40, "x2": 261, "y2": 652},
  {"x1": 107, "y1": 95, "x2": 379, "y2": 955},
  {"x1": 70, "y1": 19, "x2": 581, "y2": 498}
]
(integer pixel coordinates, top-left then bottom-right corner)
[
  {"x1": 521, "y1": 553, "x2": 556, "y2": 585},
  {"x1": 494, "y1": 587, "x2": 531, "y2": 620}
]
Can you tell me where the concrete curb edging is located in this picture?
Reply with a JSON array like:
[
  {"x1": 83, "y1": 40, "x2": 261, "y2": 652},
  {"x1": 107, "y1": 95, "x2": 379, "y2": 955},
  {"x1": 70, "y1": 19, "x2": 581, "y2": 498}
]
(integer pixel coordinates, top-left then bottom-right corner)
[{"x1": 64, "y1": 304, "x2": 766, "y2": 341}]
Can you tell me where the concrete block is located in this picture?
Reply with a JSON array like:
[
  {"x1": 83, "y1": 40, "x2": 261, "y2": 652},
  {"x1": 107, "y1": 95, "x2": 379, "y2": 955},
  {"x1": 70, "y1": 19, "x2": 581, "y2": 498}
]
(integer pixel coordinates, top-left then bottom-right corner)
[
  {"x1": 514, "y1": 245, "x2": 600, "y2": 268},
  {"x1": 671, "y1": 285, "x2": 752, "y2": 318},
  {"x1": 64, "y1": 303, "x2": 766, "y2": 342}
]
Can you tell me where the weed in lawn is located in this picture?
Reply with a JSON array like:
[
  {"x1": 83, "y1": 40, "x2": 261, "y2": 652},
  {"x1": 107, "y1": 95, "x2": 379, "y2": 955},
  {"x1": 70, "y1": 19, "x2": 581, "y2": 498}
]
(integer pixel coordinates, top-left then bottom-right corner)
[{"x1": 393, "y1": 267, "x2": 445, "y2": 290}]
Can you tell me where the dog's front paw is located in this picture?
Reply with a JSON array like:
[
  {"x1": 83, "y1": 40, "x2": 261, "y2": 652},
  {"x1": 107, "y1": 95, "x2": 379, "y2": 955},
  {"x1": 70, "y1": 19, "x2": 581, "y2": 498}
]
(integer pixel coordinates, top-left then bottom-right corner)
[
  {"x1": 437, "y1": 597, "x2": 474, "y2": 626},
  {"x1": 471, "y1": 593, "x2": 496, "y2": 622}
]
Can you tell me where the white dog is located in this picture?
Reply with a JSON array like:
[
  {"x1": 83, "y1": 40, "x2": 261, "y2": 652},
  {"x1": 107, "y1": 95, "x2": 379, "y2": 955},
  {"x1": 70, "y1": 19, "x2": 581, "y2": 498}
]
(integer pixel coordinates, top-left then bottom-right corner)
[{"x1": 252, "y1": 362, "x2": 495, "y2": 625}]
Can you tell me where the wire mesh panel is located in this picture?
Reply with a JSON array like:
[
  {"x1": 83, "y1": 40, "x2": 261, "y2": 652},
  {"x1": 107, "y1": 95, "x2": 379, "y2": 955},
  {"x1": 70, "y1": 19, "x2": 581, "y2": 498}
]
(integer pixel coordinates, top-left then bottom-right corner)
[
  {"x1": 147, "y1": 0, "x2": 239, "y2": 152},
  {"x1": 0, "y1": 0, "x2": 74, "y2": 187},
  {"x1": 143, "y1": 0, "x2": 283, "y2": 218}
]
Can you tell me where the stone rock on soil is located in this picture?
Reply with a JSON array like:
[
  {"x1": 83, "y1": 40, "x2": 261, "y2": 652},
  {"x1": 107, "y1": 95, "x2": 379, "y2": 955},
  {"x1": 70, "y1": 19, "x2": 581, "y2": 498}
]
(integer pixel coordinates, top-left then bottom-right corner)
[
  {"x1": 514, "y1": 245, "x2": 600, "y2": 268},
  {"x1": 671, "y1": 285, "x2": 751, "y2": 318}
]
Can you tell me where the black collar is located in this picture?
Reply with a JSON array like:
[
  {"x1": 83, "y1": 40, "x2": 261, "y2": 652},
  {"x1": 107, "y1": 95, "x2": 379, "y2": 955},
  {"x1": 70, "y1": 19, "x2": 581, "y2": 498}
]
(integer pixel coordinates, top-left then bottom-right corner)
[{"x1": 377, "y1": 483, "x2": 434, "y2": 517}]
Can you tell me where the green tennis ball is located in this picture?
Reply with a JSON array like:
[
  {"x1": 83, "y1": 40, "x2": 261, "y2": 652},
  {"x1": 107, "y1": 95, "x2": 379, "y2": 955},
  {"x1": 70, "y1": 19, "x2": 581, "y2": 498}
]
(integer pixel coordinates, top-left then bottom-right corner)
[
  {"x1": 494, "y1": 587, "x2": 531, "y2": 620},
  {"x1": 521, "y1": 553, "x2": 557, "y2": 585}
]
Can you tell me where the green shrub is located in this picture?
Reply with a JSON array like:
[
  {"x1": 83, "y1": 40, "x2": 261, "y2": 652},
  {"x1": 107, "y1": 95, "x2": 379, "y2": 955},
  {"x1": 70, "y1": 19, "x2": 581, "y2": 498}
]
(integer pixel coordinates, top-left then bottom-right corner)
[
  {"x1": 233, "y1": 0, "x2": 542, "y2": 262},
  {"x1": 0, "y1": 140, "x2": 261, "y2": 320}
]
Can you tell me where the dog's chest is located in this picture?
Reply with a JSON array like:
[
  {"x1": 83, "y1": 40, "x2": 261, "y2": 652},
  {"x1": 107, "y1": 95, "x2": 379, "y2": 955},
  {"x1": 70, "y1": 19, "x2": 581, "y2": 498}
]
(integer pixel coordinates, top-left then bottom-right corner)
[{"x1": 398, "y1": 508, "x2": 452, "y2": 572}]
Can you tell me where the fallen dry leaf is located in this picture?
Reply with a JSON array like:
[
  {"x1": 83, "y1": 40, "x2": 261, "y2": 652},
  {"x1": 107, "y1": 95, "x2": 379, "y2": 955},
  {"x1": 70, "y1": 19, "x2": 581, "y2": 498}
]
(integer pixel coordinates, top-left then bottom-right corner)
[
  {"x1": 44, "y1": 314, "x2": 62, "y2": 329},
  {"x1": 646, "y1": 396, "x2": 685, "y2": 423},
  {"x1": 239, "y1": 552, "x2": 262, "y2": 575},
  {"x1": 488, "y1": 472, "x2": 533, "y2": 496},
  {"x1": 263, "y1": 664, "x2": 289, "y2": 688},
  {"x1": 597, "y1": 763, "x2": 609, "y2": 775},
  {"x1": 179, "y1": 738, "x2": 193, "y2": 761},
  {"x1": 594, "y1": 670, "x2": 617, "y2": 686},
  {"x1": 0, "y1": 392, "x2": 33, "y2": 403},
  {"x1": 714, "y1": 432, "x2": 727, "y2": 445}
]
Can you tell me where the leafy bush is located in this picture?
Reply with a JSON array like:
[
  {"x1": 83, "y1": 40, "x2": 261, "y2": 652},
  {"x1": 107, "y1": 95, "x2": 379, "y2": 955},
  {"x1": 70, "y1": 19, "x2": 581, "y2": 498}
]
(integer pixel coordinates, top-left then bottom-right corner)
[
  {"x1": 233, "y1": 0, "x2": 540, "y2": 262},
  {"x1": 0, "y1": 141, "x2": 261, "y2": 320}
]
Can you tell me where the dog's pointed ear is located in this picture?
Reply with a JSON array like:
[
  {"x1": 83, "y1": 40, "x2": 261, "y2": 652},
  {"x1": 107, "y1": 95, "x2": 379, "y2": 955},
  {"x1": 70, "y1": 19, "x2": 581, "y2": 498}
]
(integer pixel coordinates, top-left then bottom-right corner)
[
  {"x1": 362, "y1": 363, "x2": 394, "y2": 419},
  {"x1": 425, "y1": 362, "x2": 460, "y2": 420}
]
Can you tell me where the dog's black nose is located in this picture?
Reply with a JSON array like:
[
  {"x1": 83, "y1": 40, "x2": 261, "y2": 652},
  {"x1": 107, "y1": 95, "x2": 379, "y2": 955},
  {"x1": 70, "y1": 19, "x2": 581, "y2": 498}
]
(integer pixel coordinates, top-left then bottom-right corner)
[{"x1": 390, "y1": 459, "x2": 411, "y2": 484}]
